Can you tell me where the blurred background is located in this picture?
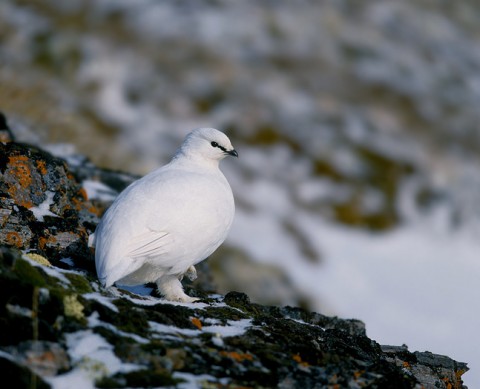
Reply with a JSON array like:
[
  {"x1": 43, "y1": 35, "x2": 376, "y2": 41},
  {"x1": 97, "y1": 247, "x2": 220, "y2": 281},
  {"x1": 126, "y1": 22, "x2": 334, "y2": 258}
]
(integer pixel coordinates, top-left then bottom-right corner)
[{"x1": 1, "y1": 0, "x2": 479, "y2": 386}]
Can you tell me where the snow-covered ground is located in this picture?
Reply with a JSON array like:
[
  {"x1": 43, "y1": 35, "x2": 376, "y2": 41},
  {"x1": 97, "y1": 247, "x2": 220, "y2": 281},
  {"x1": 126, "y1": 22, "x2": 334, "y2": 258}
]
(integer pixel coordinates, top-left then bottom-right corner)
[
  {"x1": 227, "y1": 158, "x2": 479, "y2": 387},
  {"x1": 231, "y1": 211, "x2": 480, "y2": 385},
  {"x1": 316, "y1": 222, "x2": 480, "y2": 383}
]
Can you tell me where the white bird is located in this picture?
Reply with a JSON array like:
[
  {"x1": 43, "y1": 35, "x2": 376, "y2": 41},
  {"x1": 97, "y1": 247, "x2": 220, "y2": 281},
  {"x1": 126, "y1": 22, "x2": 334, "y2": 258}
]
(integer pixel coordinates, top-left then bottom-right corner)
[{"x1": 92, "y1": 128, "x2": 237, "y2": 302}]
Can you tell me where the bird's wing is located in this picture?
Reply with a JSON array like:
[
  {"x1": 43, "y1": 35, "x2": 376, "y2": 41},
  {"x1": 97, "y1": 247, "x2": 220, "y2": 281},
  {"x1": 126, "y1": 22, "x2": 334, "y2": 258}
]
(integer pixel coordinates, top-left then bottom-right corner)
[{"x1": 126, "y1": 229, "x2": 173, "y2": 260}]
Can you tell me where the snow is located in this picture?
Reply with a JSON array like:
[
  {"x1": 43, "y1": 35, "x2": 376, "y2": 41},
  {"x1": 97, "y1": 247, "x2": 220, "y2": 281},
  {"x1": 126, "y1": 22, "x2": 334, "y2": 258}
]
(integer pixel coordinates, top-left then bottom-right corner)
[
  {"x1": 0, "y1": 350, "x2": 16, "y2": 362},
  {"x1": 287, "y1": 317, "x2": 325, "y2": 330},
  {"x1": 60, "y1": 258, "x2": 75, "y2": 267},
  {"x1": 149, "y1": 318, "x2": 252, "y2": 340},
  {"x1": 202, "y1": 318, "x2": 252, "y2": 338},
  {"x1": 114, "y1": 285, "x2": 229, "y2": 310},
  {"x1": 312, "y1": 220, "x2": 480, "y2": 380},
  {"x1": 82, "y1": 180, "x2": 118, "y2": 202},
  {"x1": 224, "y1": 146, "x2": 480, "y2": 386},
  {"x1": 48, "y1": 330, "x2": 141, "y2": 389},
  {"x1": 87, "y1": 312, "x2": 149, "y2": 344},
  {"x1": 112, "y1": 285, "x2": 210, "y2": 308},
  {"x1": 6, "y1": 303, "x2": 32, "y2": 317},
  {"x1": 175, "y1": 372, "x2": 230, "y2": 389},
  {"x1": 83, "y1": 293, "x2": 119, "y2": 313},
  {"x1": 47, "y1": 368, "x2": 96, "y2": 389},
  {"x1": 22, "y1": 254, "x2": 71, "y2": 285},
  {"x1": 149, "y1": 321, "x2": 199, "y2": 339},
  {"x1": 229, "y1": 190, "x2": 480, "y2": 385},
  {"x1": 29, "y1": 191, "x2": 59, "y2": 222}
]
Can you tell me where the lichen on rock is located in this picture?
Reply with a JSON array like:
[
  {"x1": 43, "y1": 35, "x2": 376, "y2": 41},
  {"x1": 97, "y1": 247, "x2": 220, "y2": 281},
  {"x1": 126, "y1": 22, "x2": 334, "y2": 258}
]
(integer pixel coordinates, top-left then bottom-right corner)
[
  {"x1": 0, "y1": 141, "x2": 101, "y2": 265},
  {"x1": 63, "y1": 295, "x2": 84, "y2": 321},
  {"x1": 24, "y1": 252, "x2": 52, "y2": 267}
]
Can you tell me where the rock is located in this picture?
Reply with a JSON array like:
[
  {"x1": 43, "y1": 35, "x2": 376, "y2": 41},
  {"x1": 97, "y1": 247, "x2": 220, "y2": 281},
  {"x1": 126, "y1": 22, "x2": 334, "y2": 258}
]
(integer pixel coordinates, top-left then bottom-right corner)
[
  {"x1": 0, "y1": 141, "x2": 102, "y2": 268},
  {"x1": 0, "y1": 355, "x2": 51, "y2": 389},
  {"x1": 382, "y1": 346, "x2": 469, "y2": 389},
  {"x1": 0, "y1": 117, "x2": 469, "y2": 388},
  {"x1": 4, "y1": 341, "x2": 70, "y2": 376},
  {"x1": 0, "y1": 244, "x2": 468, "y2": 388}
]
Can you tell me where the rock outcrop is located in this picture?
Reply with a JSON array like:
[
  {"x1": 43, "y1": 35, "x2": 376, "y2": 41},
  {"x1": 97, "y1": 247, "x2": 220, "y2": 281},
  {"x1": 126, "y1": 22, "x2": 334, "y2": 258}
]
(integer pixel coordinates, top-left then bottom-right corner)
[{"x1": 0, "y1": 116, "x2": 468, "y2": 388}]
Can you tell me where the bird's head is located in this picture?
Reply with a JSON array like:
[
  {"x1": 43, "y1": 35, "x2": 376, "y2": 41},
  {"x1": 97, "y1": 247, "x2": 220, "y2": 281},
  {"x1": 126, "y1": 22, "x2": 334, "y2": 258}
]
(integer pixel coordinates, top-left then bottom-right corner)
[{"x1": 178, "y1": 128, "x2": 238, "y2": 164}]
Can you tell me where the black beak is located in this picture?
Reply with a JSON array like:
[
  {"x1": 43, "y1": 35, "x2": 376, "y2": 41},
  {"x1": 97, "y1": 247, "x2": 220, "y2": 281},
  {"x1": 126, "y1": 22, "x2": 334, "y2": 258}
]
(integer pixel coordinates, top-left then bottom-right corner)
[{"x1": 226, "y1": 149, "x2": 238, "y2": 158}]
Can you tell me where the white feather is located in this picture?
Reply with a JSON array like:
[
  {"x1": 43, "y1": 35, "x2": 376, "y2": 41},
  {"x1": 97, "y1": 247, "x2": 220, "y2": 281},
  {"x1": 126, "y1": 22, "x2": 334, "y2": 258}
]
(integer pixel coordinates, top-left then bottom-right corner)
[{"x1": 94, "y1": 128, "x2": 236, "y2": 302}]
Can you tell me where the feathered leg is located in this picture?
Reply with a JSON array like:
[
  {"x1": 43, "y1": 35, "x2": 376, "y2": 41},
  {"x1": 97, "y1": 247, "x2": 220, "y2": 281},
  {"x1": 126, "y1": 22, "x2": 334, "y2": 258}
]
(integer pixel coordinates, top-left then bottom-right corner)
[{"x1": 156, "y1": 274, "x2": 199, "y2": 303}]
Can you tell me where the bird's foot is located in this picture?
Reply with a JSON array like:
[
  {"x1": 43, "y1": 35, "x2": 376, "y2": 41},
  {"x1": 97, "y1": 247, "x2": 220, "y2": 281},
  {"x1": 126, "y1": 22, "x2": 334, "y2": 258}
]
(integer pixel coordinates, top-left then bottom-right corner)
[
  {"x1": 185, "y1": 265, "x2": 197, "y2": 281},
  {"x1": 173, "y1": 294, "x2": 200, "y2": 303},
  {"x1": 157, "y1": 274, "x2": 200, "y2": 303},
  {"x1": 164, "y1": 290, "x2": 200, "y2": 303}
]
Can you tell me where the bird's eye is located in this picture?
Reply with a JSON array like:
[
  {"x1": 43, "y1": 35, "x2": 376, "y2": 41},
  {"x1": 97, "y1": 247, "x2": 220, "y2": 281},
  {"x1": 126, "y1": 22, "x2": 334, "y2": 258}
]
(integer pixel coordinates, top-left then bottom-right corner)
[{"x1": 211, "y1": 141, "x2": 218, "y2": 148}]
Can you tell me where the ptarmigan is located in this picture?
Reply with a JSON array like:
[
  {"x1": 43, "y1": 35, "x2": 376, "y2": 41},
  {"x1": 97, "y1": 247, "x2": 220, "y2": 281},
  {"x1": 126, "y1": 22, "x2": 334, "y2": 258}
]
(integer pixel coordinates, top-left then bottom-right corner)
[{"x1": 92, "y1": 128, "x2": 237, "y2": 302}]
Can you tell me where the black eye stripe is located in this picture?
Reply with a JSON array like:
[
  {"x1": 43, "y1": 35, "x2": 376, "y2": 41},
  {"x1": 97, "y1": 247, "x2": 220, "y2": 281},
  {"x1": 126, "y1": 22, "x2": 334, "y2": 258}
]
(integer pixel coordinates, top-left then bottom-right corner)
[{"x1": 211, "y1": 141, "x2": 226, "y2": 152}]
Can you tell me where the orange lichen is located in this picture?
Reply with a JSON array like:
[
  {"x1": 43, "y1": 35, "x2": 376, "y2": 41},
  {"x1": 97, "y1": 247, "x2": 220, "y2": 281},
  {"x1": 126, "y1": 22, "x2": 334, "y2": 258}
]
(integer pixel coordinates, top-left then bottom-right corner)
[
  {"x1": 36, "y1": 160, "x2": 48, "y2": 176},
  {"x1": 292, "y1": 353, "x2": 310, "y2": 368},
  {"x1": 353, "y1": 370, "x2": 365, "y2": 380},
  {"x1": 455, "y1": 370, "x2": 467, "y2": 388},
  {"x1": 402, "y1": 361, "x2": 411, "y2": 369},
  {"x1": 442, "y1": 373, "x2": 467, "y2": 389},
  {"x1": 191, "y1": 317, "x2": 202, "y2": 330},
  {"x1": 71, "y1": 190, "x2": 91, "y2": 211},
  {"x1": 78, "y1": 187, "x2": 88, "y2": 201},
  {"x1": 5, "y1": 155, "x2": 37, "y2": 208},
  {"x1": 442, "y1": 377, "x2": 453, "y2": 389},
  {"x1": 219, "y1": 351, "x2": 254, "y2": 362},
  {"x1": 5, "y1": 231, "x2": 23, "y2": 247},
  {"x1": 29, "y1": 350, "x2": 56, "y2": 364},
  {"x1": 8, "y1": 155, "x2": 32, "y2": 189},
  {"x1": 38, "y1": 235, "x2": 58, "y2": 250},
  {"x1": 38, "y1": 237, "x2": 48, "y2": 250},
  {"x1": 87, "y1": 204, "x2": 103, "y2": 216}
]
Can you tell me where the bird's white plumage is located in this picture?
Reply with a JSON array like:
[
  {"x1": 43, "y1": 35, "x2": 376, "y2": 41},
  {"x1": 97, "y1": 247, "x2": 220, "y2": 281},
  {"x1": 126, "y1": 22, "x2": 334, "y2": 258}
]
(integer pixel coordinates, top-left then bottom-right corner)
[{"x1": 93, "y1": 128, "x2": 237, "y2": 302}]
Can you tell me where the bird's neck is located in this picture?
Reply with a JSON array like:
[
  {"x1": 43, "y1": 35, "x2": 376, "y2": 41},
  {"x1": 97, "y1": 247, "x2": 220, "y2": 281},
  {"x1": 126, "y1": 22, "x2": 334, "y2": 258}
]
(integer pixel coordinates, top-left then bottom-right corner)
[{"x1": 171, "y1": 150, "x2": 220, "y2": 170}]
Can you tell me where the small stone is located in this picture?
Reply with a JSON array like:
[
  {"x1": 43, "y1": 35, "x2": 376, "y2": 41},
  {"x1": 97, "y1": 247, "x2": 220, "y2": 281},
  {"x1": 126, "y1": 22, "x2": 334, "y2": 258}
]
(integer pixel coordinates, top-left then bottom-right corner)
[
  {"x1": 0, "y1": 355, "x2": 50, "y2": 389},
  {"x1": 224, "y1": 291, "x2": 251, "y2": 307},
  {"x1": 21, "y1": 341, "x2": 69, "y2": 376}
]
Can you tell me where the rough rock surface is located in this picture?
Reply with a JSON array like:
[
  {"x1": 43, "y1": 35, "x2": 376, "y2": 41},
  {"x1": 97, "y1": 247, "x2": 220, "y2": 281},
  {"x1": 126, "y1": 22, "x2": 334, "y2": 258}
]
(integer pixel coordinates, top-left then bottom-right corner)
[
  {"x1": 0, "y1": 143, "x2": 98, "y2": 265},
  {"x1": 0, "y1": 129, "x2": 468, "y2": 388}
]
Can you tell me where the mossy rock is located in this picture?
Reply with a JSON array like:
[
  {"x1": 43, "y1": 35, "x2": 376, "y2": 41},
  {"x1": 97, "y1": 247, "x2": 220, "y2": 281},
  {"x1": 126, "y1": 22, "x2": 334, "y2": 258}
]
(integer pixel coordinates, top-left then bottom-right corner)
[
  {"x1": 64, "y1": 272, "x2": 93, "y2": 294},
  {"x1": 13, "y1": 258, "x2": 49, "y2": 288},
  {"x1": 96, "y1": 369, "x2": 181, "y2": 388}
]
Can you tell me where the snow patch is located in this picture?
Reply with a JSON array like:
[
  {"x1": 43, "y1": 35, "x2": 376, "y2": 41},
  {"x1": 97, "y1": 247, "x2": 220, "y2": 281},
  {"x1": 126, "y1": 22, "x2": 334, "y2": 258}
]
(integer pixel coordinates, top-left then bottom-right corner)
[
  {"x1": 48, "y1": 330, "x2": 141, "y2": 389},
  {"x1": 175, "y1": 372, "x2": 230, "y2": 389},
  {"x1": 82, "y1": 180, "x2": 117, "y2": 201},
  {"x1": 22, "y1": 254, "x2": 71, "y2": 285},
  {"x1": 29, "y1": 191, "x2": 59, "y2": 221},
  {"x1": 149, "y1": 318, "x2": 252, "y2": 340},
  {"x1": 87, "y1": 312, "x2": 148, "y2": 344},
  {"x1": 83, "y1": 293, "x2": 119, "y2": 313}
]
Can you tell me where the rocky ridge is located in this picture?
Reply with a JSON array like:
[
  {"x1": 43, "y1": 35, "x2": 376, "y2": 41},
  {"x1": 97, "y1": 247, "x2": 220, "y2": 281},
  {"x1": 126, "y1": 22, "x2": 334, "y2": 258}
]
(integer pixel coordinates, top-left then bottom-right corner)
[{"x1": 0, "y1": 116, "x2": 468, "y2": 388}]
